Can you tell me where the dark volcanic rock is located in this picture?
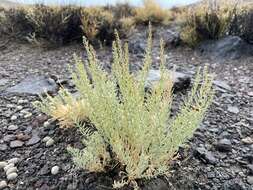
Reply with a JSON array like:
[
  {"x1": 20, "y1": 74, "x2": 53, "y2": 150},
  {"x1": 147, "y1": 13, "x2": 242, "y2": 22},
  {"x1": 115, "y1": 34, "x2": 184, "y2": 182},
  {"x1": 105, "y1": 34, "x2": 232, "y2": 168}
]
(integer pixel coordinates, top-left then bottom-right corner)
[
  {"x1": 198, "y1": 36, "x2": 253, "y2": 60},
  {"x1": 144, "y1": 69, "x2": 191, "y2": 92},
  {"x1": 128, "y1": 39, "x2": 146, "y2": 54},
  {"x1": 163, "y1": 29, "x2": 181, "y2": 48},
  {"x1": 216, "y1": 139, "x2": 232, "y2": 152},
  {"x1": 6, "y1": 76, "x2": 58, "y2": 95},
  {"x1": 193, "y1": 147, "x2": 217, "y2": 165}
]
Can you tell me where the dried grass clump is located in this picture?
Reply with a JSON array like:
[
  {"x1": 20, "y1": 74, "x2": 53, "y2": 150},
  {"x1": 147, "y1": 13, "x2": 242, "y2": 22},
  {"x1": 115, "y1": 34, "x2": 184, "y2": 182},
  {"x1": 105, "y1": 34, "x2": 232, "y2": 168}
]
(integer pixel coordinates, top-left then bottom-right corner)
[
  {"x1": 81, "y1": 7, "x2": 135, "y2": 45},
  {"x1": 134, "y1": 0, "x2": 171, "y2": 25},
  {"x1": 35, "y1": 26, "x2": 214, "y2": 188},
  {"x1": 180, "y1": 0, "x2": 235, "y2": 47}
]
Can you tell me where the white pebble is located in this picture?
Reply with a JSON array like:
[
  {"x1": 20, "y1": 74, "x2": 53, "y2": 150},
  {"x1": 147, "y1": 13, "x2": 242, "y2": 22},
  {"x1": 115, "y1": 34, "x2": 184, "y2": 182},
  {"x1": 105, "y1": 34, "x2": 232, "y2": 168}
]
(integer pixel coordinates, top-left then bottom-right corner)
[
  {"x1": 7, "y1": 125, "x2": 18, "y2": 131},
  {"x1": 7, "y1": 172, "x2": 18, "y2": 181},
  {"x1": 24, "y1": 112, "x2": 32, "y2": 118},
  {"x1": 6, "y1": 167, "x2": 17, "y2": 176},
  {"x1": 8, "y1": 158, "x2": 20, "y2": 165},
  {"x1": 0, "y1": 162, "x2": 7, "y2": 169},
  {"x1": 0, "y1": 180, "x2": 7, "y2": 189},
  {"x1": 43, "y1": 121, "x2": 50, "y2": 128},
  {"x1": 16, "y1": 106, "x2": 23, "y2": 110},
  {"x1": 10, "y1": 115, "x2": 17, "y2": 121},
  {"x1": 46, "y1": 138, "x2": 55, "y2": 147},
  {"x1": 42, "y1": 136, "x2": 51, "y2": 143},
  {"x1": 51, "y1": 166, "x2": 60, "y2": 175},
  {"x1": 4, "y1": 164, "x2": 14, "y2": 172}
]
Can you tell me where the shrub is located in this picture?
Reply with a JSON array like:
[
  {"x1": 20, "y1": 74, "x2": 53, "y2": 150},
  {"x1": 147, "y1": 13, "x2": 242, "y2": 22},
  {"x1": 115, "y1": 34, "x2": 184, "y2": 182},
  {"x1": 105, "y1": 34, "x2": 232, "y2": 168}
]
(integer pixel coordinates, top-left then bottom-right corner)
[
  {"x1": 134, "y1": 0, "x2": 171, "y2": 25},
  {"x1": 35, "y1": 27, "x2": 214, "y2": 188},
  {"x1": 229, "y1": 7, "x2": 253, "y2": 44},
  {"x1": 81, "y1": 7, "x2": 135, "y2": 45},
  {"x1": 180, "y1": 1, "x2": 234, "y2": 47}
]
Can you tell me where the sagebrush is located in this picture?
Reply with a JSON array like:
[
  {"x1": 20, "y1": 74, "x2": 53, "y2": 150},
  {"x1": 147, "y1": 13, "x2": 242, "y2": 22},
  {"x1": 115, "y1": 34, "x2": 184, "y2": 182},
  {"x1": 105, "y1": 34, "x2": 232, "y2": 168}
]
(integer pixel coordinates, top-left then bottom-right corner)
[{"x1": 35, "y1": 27, "x2": 214, "y2": 188}]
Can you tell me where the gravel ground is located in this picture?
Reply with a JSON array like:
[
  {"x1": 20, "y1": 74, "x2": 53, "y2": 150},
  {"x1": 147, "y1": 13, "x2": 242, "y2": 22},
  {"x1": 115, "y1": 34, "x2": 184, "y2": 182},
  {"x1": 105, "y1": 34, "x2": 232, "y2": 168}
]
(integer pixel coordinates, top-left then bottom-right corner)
[{"x1": 0, "y1": 27, "x2": 253, "y2": 190}]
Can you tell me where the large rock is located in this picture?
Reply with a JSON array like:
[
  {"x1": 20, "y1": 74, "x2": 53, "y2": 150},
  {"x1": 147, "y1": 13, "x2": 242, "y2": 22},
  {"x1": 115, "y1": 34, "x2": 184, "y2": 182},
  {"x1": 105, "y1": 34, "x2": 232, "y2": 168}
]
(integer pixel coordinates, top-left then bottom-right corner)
[
  {"x1": 144, "y1": 69, "x2": 191, "y2": 92},
  {"x1": 6, "y1": 76, "x2": 58, "y2": 95},
  {"x1": 198, "y1": 36, "x2": 253, "y2": 60},
  {"x1": 163, "y1": 29, "x2": 181, "y2": 48}
]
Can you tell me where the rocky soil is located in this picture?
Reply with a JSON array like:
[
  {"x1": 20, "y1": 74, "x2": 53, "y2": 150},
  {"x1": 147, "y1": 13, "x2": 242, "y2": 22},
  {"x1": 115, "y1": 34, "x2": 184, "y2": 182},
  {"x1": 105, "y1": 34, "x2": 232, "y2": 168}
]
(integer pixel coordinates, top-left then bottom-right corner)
[{"x1": 0, "y1": 27, "x2": 253, "y2": 190}]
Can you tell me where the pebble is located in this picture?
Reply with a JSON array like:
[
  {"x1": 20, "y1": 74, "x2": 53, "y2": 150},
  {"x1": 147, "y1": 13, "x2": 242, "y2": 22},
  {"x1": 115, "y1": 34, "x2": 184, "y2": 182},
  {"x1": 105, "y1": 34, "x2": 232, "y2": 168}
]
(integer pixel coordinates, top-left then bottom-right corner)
[
  {"x1": 24, "y1": 112, "x2": 32, "y2": 118},
  {"x1": 4, "y1": 164, "x2": 14, "y2": 172},
  {"x1": 10, "y1": 140, "x2": 24, "y2": 148},
  {"x1": 6, "y1": 167, "x2": 18, "y2": 175},
  {"x1": 43, "y1": 121, "x2": 50, "y2": 128},
  {"x1": 242, "y1": 137, "x2": 253, "y2": 145},
  {"x1": 42, "y1": 136, "x2": 51, "y2": 143},
  {"x1": 10, "y1": 115, "x2": 18, "y2": 121},
  {"x1": 8, "y1": 158, "x2": 20, "y2": 165},
  {"x1": 8, "y1": 125, "x2": 18, "y2": 131},
  {"x1": 3, "y1": 135, "x2": 16, "y2": 142},
  {"x1": 51, "y1": 166, "x2": 60, "y2": 175},
  {"x1": 16, "y1": 105, "x2": 23, "y2": 110},
  {"x1": 45, "y1": 138, "x2": 55, "y2": 147},
  {"x1": 0, "y1": 144, "x2": 7, "y2": 151},
  {"x1": 227, "y1": 106, "x2": 240, "y2": 114},
  {"x1": 0, "y1": 162, "x2": 8, "y2": 169},
  {"x1": 0, "y1": 181, "x2": 7, "y2": 189},
  {"x1": 26, "y1": 135, "x2": 41, "y2": 146},
  {"x1": 7, "y1": 172, "x2": 18, "y2": 181},
  {"x1": 216, "y1": 139, "x2": 232, "y2": 152}
]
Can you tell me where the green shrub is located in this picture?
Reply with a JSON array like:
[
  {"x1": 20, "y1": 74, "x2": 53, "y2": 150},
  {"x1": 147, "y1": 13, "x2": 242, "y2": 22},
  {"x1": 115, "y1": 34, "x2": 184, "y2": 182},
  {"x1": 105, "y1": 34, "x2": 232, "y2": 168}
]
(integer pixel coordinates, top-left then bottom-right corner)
[{"x1": 35, "y1": 27, "x2": 214, "y2": 188}]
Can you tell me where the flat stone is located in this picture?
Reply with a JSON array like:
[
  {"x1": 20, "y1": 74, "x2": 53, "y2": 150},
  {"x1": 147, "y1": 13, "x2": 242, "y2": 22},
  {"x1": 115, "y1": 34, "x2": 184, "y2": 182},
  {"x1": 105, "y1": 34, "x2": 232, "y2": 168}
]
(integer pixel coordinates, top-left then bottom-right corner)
[
  {"x1": 10, "y1": 140, "x2": 24, "y2": 148},
  {"x1": 248, "y1": 92, "x2": 253, "y2": 97},
  {"x1": 3, "y1": 135, "x2": 16, "y2": 142},
  {"x1": 0, "y1": 180, "x2": 7, "y2": 189},
  {"x1": 228, "y1": 106, "x2": 240, "y2": 114},
  {"x1": 8, "y1": 125, "x2": 18, "y2": 131},
  {"x1": 242, "y1": 137, "x2": 253, "y2": 145},
  {"x1": 144, "y1": 69, "x2": 191, "y2": 92},
  {"x1": 216, "y1": 139, "x2": 232, "y2": 152},
  {"x1": 247, "y1": 176, "x2": 253, "y2": 185},
  {"x1": 0, "y1": 144, "x2": 7, "y2": 151},
  {"x1": 7, "y1": 172, "x2": 18, "y2": 181},
  {"x1": 6, "y1": 76, "x2": 58, "y2": 95},
  {"x1": 42, "y1": 136, "x2": 51, "y2": 143},
  {"x1": 213, "y1": 80, "x2": 231, "y2": 91},
  {"x1": 26, "y1": 134, "x2": 41, "y2": 146},
  {"x1": 193, "y1": 147, "x2": 217, "y2": 165}
]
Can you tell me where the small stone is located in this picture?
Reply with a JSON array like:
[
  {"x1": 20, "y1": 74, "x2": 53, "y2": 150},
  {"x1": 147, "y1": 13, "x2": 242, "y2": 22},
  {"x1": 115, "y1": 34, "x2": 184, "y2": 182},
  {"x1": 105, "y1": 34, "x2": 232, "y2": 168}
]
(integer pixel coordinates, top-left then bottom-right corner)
[
  {"x1": 248, "y1": 92, "x2": 253, "y2": 97},
  {"x1": 45, "y1": 138, "x2": 54, "y2": 147},
  {"x1": 193, "y1": 147, "x2": 217, "y2": 165},
  {"x1": 42, "y1": 136, "x2": 51, "y2": 143},
  {"x1": 8, "y1": 158, "x2": 20, "y2": 165},
  {"x1": 8, "y1": 125, "x2": 18, "y2": 131},
  {"x1": 51, "y1": 166, "x2": 60, "y2": 175},
  {"x1": 6, "y1": 167, "x2": 18, "y2": 175},
  {"x1": 26, "y1": 135, "x2": 41, "y2": 146},
  {"x1": 227, "y1": 106, "x2": 240, "y2": 114},
  {"x1": 7, "y1": 172, "x2": 18, "y2": 181},
  {"x1": 247, "y1": 176, "x2": 253, "y2": 185},
  {"x1": 3, "y1": 135, "x2": 16, "y2": 142},
  {"x1": 216, "y1": 139, "x2": 232, "y2": 152},
  {"x1": 43, "y1": 121, "x2": 50, "y2": 128},
  {"x1": 4, "y1": 164, "x2": 14, "y2": 172},
  {"x1": 24, "y1": 112, "x2": 32, "y2": 118},
  {"x1": 242, "y1": 137, "x2": 253, "y2": 145},
  {"x1": 16, "y1": 133, "x2": 30, "y2": 141},
  {"x1": 0, "y1": 162, "x2": 8, "y2": 169},
  {"x1": 0, "y1": 144, "x2": 7, "y2": 151},
  {"x1": 10, "y1": 140, "x2": 24, "y2": 148},
  {"x1": 16, "y1": 105, "x2": 23, "y2": 110},
  {"x1": 10, "y1": 115, "x2": 17, "y2": 121},
  {"x1": 0, "y1": 180, "x2": 7, "y2": 189}
]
